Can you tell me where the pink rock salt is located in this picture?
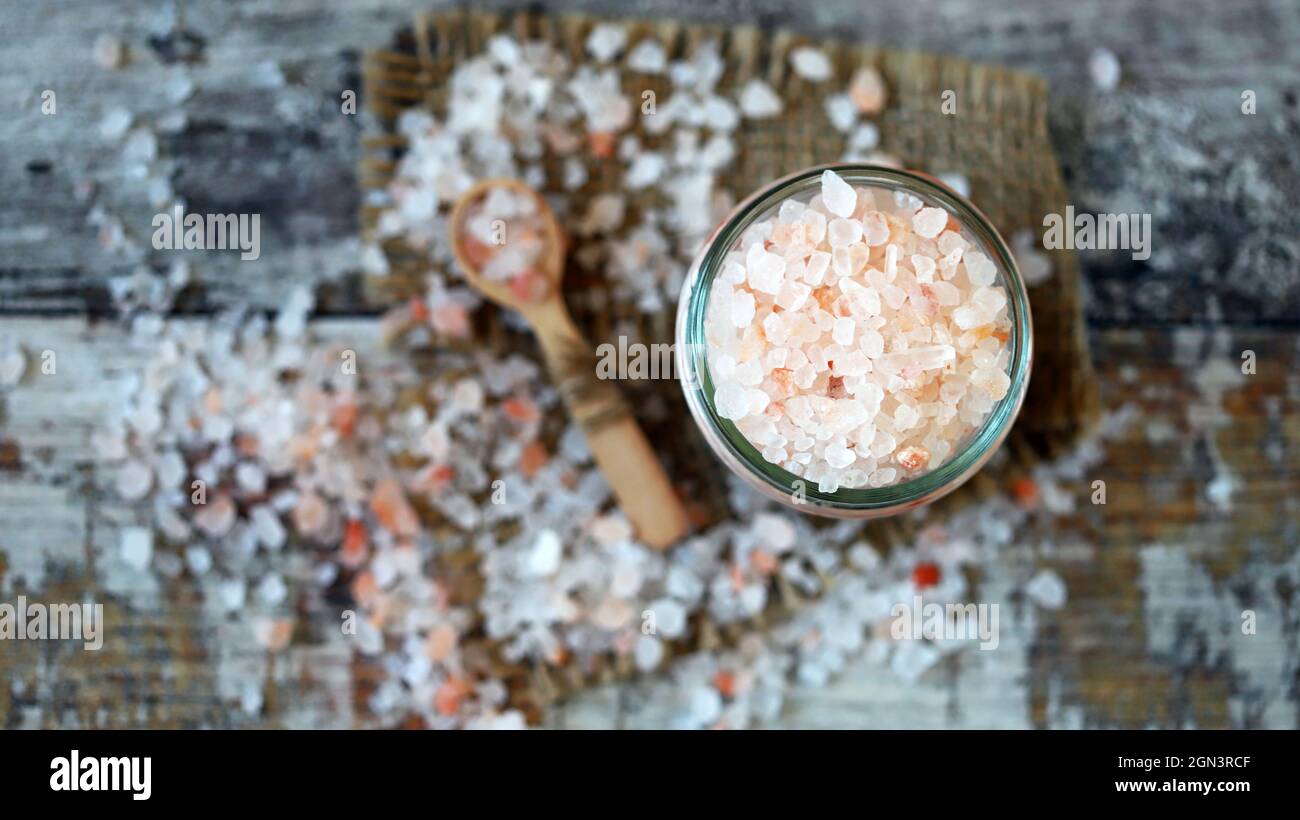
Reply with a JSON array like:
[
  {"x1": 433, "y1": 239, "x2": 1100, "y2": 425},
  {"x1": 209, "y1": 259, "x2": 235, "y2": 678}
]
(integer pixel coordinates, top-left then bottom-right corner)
[{"x1": 705, "y1": 170, "x2": 1013, "y2": 492}]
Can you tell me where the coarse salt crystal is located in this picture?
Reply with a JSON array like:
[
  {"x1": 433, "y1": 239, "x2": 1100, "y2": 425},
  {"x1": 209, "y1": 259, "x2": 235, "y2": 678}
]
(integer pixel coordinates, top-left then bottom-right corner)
[
  {"x1": 790, "y1": 46, "x2": 833, "y2": 82},
  {"x1": 738, "y1": 79, "x2": 784, "y2": 118},
  {"x1": 912, "y1": 207, "x2": 948, "y2": 239},
  {"x1": 820, "y1": 170, "x2": 857, "y2": 218}
]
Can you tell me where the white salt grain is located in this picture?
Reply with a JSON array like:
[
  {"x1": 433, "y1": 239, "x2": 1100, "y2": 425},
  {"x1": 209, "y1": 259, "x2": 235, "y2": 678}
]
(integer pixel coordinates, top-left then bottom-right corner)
[
  {"x1": 627, "y1": 39, "x2": 668, "y2": 73},
  {"x1": 738, "y1": 79, "x2": 783, "y2": 118},
  {"x1": 586, "y1": 24, "x2": 627, "y2": 62},
  {"x1": 1088, "y1": 48, "x2": 1121, "y2": 92},
  {"x1": 820, "y1": 170, "x2": 857, "y2": 218},
  {"x1": 121, "y1": 527, "x2": 153, "y2": 572},
  {"x1": 912, "y1": 207, "x2": 948, "y2": 239},
  {"x1": 1025, "y1": 569, "x2": 1067, "y2": 609},
  {"x1": 790, "y1": 46, "x2": 833, "y2": 82}
]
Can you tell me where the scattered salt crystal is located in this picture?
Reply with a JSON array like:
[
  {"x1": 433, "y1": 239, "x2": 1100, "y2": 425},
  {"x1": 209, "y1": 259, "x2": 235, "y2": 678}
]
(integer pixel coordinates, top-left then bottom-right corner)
[
  {"x1": 257, "y1": 573, "x2": 288, "y2": 606},
  {"x1": 738, "y1": 79, "x2": 783, "y2": 118},
  {"x1": 1088, "y1": 47, "x2": 1121, "y2": 92},
  {"x1": 99, "y1": 108, "x2": 133, "y2": 142},
  {"x1": 0, "y1": 346, "x2": 25, "y2": 387},
  {"x1": 824, "y1": 93, "x2": 856, "y2": 132},
  {"x1": 936, "y1": 172, "x2": 971, "y2": 197},
  {"x1": 164, "y1": 71, "x2": 195, "y2": 104},
  {"x1": 1011, "y1": 229, "x2": 1054, "y2": 286},
  {"x1": 586, "y1": 24, "x2": 627, "y2": 62},
  {"x1": 627, "y1": 39, "x2": 668, "y2": 74},
  {"x1": 1025, "y1": 569, "x2": 1067, "y2": 609},
  {"x1": 626, "y1": 152, "x2": 666, "y2": 188},
  {"x1": 847, "y1": 122, "x2": 880, "y2": 152},
  {"x1": 651, "y1": 598, "x2": 688, "y2": 638},
  {"x1": 635, "y1": 635, "x2": 664, "y2": 670},
  {"x1": 185, "y1": 546, "x2": 212, "y2": 576},
  {"x1": 94, "y1": 34, "x2": 126, "y2": 70},
  {"x1": 848, "y1": 66, "x2": 887, "y2": 114},
  {"x1": 120, "y1": 527, "x2": 153, "y2": 572},
  {"x1": 116, "y1": 459, "x2": 153, "y2": 500},
  {"x1": 891, "y1": 640, "x2": 940, "y2": 683},
  {"x1": 790, "y1": 46, "x2": 833, "y2": 82},
  {"x1": 527, "y1": 529, "x2": 563, "y2": 576}
]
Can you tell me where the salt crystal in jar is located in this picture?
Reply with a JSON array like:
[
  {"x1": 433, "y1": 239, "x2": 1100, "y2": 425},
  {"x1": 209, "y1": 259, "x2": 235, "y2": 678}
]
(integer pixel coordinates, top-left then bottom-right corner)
[{"x1": 676, "y1": 165, "x2": 1032, "y2": 518}]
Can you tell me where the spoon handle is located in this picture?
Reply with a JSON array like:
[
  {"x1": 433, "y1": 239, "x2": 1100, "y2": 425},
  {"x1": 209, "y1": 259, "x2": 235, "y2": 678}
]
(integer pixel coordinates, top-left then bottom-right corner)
[{"x1": 533, "y1": 307, "x2": 690, "y2": 549}]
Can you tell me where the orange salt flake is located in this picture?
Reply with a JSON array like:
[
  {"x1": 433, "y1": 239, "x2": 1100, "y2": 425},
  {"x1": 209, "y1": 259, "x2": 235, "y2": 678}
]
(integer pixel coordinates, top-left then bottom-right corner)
[
  {"x1": 434, "y1": 677, "x2": 470, "y2": 716},
  {"x1": 501, "y1": 396, "x2": 540, "y2": 424},
  {"x1": 896, "y1": 445, "x2": 931, "y2": 472},
  {"x1": 771, "y1": 368, "x2": 795, "y2": 398},
  {"x1": 749, "y1": 549, "x2": 779, "y2": 575},
  {"x1": 764, "y1": 400, "x2": 786, "y2": 419},
  {"x1": 729, "y1": 563, "x2": 745, "y2": 592},
  {"x1": 341, "y1": 519, "x2": 368, "y2": 568},
  {"x1": 370, "y1": 477, "x2": 420, "y2": 537},
  {"x1": 460, "y1": 235, "x2": 495, "y2": 269},
  {"x1": 992, "y1": 330, "x2": 1010, "y2": 342},
  {"x1": 1010, "y1": 476, "x2": 1039, "y2": 508},
  {"x1": 331, "y1": 400, "x2": 358, "y2": 439},
  {"x1": 431, "y1": 303, "x2": 471, "y2": 339},
  {"x1": 408, "y1": 295, "x2": 430, "y2": 323},
  {"x1": 254, "y1": 617, "x2": 293, "y2": 652},
  {"x1": 685, "y1": 498, "x2": 713, "y2": 529},
  {"x1": 425, "y1": 623, "x2": 458, "y2": 663},
  {"x1": 519, "y1": 441, "x2": 549, "y2": 478},
  {"x1": 431, "y1": 463, "x2": 455, "y2": 492},
  {"x1": 713, "y1": 670, "x2": 737, "y2": 698},
  {"x1": 827, "y1": 375, "x2": 849, "y2": 399},
  {"x1": 588, "y1": 130, "x2": 616, "y2": 158},
  {"x1": 508, "y1": 269, "x2": 549, "y2": 303},
  {"x1": 813, "y1": 286, "x2": 837, "y2": 311},
  {"x1": 912, "y1": 562, "x2": 941, "y2": 589},
  {"x1": 351, "y1": 570, "x2": 378, "y2": 608},
  {"x1": 203, "y1": 387, "x2": 222, "y2": 415}
]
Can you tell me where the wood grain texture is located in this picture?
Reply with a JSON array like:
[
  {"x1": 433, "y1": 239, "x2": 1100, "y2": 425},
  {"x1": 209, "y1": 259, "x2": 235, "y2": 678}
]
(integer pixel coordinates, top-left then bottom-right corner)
[{"x1": 1, "y1": 0, "x2": 1298, "y2": 728}]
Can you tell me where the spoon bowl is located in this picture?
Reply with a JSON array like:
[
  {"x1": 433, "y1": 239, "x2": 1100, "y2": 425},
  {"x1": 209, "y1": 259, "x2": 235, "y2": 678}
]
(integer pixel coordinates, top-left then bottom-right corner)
[{"x1": 448, "y1": 178, "x2": 690, "y2": 549}]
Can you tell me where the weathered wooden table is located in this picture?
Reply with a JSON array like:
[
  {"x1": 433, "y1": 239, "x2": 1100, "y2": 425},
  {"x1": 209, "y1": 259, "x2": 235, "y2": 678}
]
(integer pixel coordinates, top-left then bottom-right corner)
[{"x1": 1, "y1": 0, "x2": 1297, "y2": 728}]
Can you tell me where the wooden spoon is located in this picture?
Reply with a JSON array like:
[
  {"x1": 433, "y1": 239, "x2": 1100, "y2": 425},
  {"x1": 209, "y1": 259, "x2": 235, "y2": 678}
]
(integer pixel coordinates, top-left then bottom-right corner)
[{"x1": 449, "y1": 178, "x2": 689, "y2": 549}]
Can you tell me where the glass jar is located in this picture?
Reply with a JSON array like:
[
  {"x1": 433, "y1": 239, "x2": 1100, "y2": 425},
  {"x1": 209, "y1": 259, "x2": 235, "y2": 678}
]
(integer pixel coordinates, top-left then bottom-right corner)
[{"x1": 675, "y1": 164, "x2": 1033, "y2": 518}]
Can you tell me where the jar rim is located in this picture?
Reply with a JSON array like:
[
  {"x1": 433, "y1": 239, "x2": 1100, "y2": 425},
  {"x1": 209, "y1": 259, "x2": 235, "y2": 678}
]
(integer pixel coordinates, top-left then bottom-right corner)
[{"x1": 675, "y1": 163, "x2": 1034, "y2": 513}]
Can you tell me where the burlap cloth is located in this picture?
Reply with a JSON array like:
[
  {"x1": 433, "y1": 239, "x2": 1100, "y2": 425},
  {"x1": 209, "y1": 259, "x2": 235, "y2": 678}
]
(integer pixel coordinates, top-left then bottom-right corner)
[{"x1": 358, "y1": 9, "x2": 1099, "y2": 718}]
